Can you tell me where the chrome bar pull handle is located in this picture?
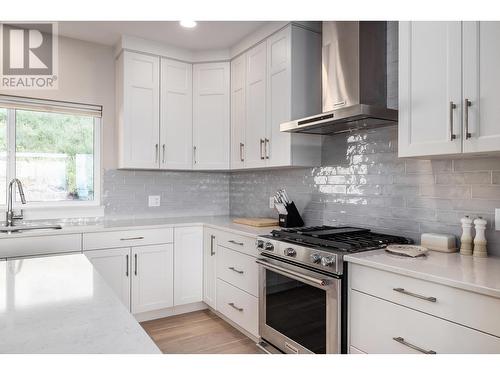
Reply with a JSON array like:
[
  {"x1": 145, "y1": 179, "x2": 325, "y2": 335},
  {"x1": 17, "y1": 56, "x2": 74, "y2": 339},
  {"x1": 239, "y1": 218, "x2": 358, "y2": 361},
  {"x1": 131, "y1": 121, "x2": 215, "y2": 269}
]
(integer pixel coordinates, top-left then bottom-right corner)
[
  {"x1": 162, "y1": 144, "x2": 166, "y2": 164},
  {"x1": 120, "y1": 236, "x2": 144, "y2": 241},
  {"x1": 449, "y1": 101, "x2": 457, "y2": 141},
  {"x1": 134, "y1": 253, "x2": 138, "y2": 276},
  {"x1": 260, "y1": 139, "x2": 265, "y2": 160},
  {"x1": 393, "y1": 287, "x2": 437, "y2": 302},
  {"x1": 393, "y1": 337, "x2": 436, "y2": 354},
  {"x1": 155, "y1": 144, "x2": 159, "y2": 163},
  {"x1": 126, "y1": 254, "x2": 129, "y2": 277},
  {"x1": 228, "y1": 266, "x2": 244, "y2": 274},
  {"x1": 464, "y1": 98, "x2": 472, "y2": 139},
  {"x1": 239, "y1": 142, "x2": 244, "y2": 162},
  {"x1": 228, "y1": 240, "x2": 244, "y2": 246},
  {"x1": 265, "y1": 138, "x2": 270, "y2": 159},
  {"x1": 210, "y1": 234, "x2": 216, "y2": 256},
  {"x1": 193, "y1": 146, "x2": 197, "y2": 164},
  {"x1": 228, "y1": 302, "x2": 244, "y2": 312}
]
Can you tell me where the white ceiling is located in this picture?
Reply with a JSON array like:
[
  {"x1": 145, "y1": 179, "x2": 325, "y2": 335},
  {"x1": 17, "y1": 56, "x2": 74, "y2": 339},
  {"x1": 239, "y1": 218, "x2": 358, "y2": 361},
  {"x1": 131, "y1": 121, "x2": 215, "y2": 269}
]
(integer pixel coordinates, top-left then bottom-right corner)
[{"x1": 58, "y1": 21, "x2": 266, "y2": 50}]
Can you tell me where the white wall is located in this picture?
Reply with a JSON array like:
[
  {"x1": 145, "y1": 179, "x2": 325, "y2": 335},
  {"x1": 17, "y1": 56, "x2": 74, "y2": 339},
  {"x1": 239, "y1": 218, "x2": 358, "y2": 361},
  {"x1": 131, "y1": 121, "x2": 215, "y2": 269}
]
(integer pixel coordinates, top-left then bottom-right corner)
[{"x1": 0, "y1": 36, "x2": 117, "y2": 170}]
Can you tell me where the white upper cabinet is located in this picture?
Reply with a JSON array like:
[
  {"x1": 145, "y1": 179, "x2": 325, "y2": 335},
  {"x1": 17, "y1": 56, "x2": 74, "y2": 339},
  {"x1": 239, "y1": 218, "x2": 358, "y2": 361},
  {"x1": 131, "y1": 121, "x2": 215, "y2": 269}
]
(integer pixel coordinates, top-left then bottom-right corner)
[
  {"x1": 192, "y1": 62, "x2": 230, "y2": 170},
  {"x1": 174, "y1": 227, "x2": 204, "y2": 306},
  {"x1": 117, "y1": 51, "x2": 160, "y2": 169},
  {"x1": 462, "y1": 21, "x2": 500, "y2": 153},
  {"x1": 231, "y1": 24, "x2": 322, "y2": 170},
  {"x1": 230, "y1": 54, "x2": 247, "y2": 169},
  {"x1": 131, "y1": 244, "x2": 174, "y2": 314},
  {"x1": 160, "y1": 58, "x2": 193, "y2": 169},
  {"x1": 245, "y1": 41, "x2": 268, "y2": 168},
  {"x1": 399, "y1": 21, "x2": 500, "y2": 157}
]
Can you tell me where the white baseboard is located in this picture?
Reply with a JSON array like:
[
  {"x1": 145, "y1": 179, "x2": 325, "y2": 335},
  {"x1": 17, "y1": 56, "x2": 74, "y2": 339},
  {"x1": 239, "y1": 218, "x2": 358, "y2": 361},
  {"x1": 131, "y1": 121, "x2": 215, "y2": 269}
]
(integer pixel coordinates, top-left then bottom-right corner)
[{"x1": 134, "y1": 301, "x2": 207, "y2": 322}]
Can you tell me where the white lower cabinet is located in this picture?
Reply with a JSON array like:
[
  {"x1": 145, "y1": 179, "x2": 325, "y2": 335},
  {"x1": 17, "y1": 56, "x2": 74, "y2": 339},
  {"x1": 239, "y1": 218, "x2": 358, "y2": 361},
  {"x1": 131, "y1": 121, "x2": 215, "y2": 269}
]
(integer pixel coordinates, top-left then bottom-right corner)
[
  {"x1": 216, "y1": 278, "x2": 259, "y2": 337},
  {"x1": 85, "y1": 247, "x2": 131, "y2": 309},
  {"x1": 131, "y1": 244, "x2": 174, "y2": 314},
  {"x1": 174, "y1": 227, "x2": 204, "y2": 306},
  {"x1": 203, "y1": 228, "x2": 218, "y2": 309},
  {"x1": 216, "y1": 246, "x2": 258, "y2": 297}
]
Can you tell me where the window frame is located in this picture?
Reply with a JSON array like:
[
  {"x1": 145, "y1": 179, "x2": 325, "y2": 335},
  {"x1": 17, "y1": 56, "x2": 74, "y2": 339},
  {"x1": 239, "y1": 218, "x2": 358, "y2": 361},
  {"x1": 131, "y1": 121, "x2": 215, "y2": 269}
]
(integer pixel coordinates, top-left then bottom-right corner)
[{"x1": 0, "y1": 105, "x2": 102, "y2": 212}]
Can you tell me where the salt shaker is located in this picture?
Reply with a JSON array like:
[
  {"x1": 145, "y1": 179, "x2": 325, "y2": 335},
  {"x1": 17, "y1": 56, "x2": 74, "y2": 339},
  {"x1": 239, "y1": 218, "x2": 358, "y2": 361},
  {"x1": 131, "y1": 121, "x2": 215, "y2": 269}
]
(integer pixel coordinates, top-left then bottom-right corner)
[
  {"x1": 460, "y1": 215, "x2": 473, "y2": 256},
  {"x1": 473, "y1": 217, "x2": 488, "y2": 258}
]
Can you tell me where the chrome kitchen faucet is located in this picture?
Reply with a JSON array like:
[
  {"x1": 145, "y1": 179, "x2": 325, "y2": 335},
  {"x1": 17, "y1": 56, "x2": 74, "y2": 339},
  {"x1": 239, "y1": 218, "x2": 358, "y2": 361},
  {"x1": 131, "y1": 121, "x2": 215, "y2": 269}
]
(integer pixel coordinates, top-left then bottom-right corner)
[{"x1": 5, "y1": 178, "x2": 27, "y2": 227}]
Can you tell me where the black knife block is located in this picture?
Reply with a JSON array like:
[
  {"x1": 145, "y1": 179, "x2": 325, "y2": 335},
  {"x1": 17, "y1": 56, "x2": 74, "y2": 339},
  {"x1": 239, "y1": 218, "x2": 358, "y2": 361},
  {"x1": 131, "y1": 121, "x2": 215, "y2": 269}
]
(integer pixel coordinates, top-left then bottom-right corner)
[{"x1": 278, "y1": 201, "x2": 304, "y2": 228}]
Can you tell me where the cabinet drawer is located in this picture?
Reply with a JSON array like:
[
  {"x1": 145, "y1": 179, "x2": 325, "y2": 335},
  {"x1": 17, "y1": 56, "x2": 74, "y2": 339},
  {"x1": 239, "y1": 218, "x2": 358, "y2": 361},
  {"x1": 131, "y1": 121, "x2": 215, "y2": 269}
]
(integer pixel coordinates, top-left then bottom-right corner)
[
  {"x1": 216, "y1": 278, "x2": 258, "y2": 337},
  {"x1": 350, "y1": 263, "x2": 500, "y2": 337},
  {"x1": 217, "y1": 246, "x2": 258, "y2": 297},
  {"x1": 216, "y1": 231, "x2": 258, "y2": 257},
  {"x1": 83, "y1": 228, "x2": 173, "y2": 250},
  {"x1": 0, "y1": 233, "x2": 82, "y2": 259},
  {"x1": 350, "y1": 290, "x2": 500, "y2": 354}
]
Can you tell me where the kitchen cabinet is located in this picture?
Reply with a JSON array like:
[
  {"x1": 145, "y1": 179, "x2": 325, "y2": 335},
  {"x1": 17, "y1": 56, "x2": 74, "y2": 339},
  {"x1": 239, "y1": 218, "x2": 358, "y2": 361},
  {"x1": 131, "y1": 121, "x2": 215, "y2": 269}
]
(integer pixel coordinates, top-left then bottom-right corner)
[
  {"x1": 160, "y1": 58, "x2": 193, "y2": 169},
  {"x1": 399, "y1": 21, "x2": 500, "y2": 157},
  {"x1": 131, "y1": 244, "x2": 174, "y2": 314},
  {"x1": 116, "y1": 51, "x2": 160, "y2": 169},
  {"x1": 232, "y1": 24, "x2": 322, "y2": 170},
  {"x1": 230, "y1": 54, "x2": 246, "y2": 169},
  {"x1": 203, "y1": 228, "x2": 218, "y2": 309},
  {"x1": 245, "y1": 41, "x2": 268, "y2": 168},
  {"x1": 192, "y1": 62, "x2": 230, "y2": 170},
  {"x1": 85, "y1": 247, "x2": 131, "y2": 309},
  {"x1": 174, "y1": 226, "x2": 204, "y2": 305},
  {"x1": 462, "y1": 21, "x2": 500, "y2": 153}
]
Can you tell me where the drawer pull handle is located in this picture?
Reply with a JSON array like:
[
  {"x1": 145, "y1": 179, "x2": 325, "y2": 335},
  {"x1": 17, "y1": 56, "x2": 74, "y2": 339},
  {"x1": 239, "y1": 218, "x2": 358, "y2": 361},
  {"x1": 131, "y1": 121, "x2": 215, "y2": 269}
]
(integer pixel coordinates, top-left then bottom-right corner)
[
  {"x1": 228, "y1": 266, "x2": 244, "y2": 274},
  {"x1": 393, "y1": 288, "x2": 437, "y2": 302},
  {"x1": 120, "y1": 236, "x2": 145, "y2": 241},
  {"x1": 228, "y1": 302, "x2": 244, "y2": 312},
  {"x1": 125, "y1": 254, "x2": 129, "y2": 277},
  {"x1": 210, "y1": 235, "x2": 216, "y2": 256},
  {"x1": 228, "y1": 240, "x2": 244, "y2": 246},
  {"x1": 393, "y1": 337, "x2": 436, "y2": 354}
]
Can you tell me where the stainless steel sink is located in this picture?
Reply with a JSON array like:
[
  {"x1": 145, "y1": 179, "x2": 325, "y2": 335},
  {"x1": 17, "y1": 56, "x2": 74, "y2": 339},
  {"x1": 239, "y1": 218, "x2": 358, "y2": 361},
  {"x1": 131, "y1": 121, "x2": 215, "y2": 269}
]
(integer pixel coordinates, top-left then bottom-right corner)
[{"x1": 0, "y1": 224, "x2": 63, "y2": 233}]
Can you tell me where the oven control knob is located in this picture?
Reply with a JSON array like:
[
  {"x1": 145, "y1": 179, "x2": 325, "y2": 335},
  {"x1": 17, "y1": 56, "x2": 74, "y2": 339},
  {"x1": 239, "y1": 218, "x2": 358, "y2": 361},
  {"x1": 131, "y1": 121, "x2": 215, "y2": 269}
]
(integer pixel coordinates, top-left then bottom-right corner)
[
  {"x1": 284, "y1": 248, "x2": 296, "y2": 257},
  {"x1": 264, "y1": 242, "x2": 274, "y2": 251},
  {"x1": 321, "y1": 256, "x2": 335, "y2": 267},
  {"x1": 310, "y1": 253, "x2": 322, "y2": 264},
  {"x1": 256, "y1": 240, "x2": 264, "y2": 249}
]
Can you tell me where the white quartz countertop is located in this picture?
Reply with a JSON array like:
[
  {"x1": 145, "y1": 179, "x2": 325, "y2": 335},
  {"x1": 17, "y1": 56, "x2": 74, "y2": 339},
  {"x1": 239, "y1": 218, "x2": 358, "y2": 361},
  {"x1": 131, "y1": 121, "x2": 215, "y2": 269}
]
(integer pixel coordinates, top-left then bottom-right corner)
[
  {"x1": 0, "y1": 215, "x2": 278, "y2": 239},
  {"x1": 0, "y1": 254, "x2": 160, "y2": 353},
  {"x1": 345, "y1": 250, "x2": 500, "y2": 299}
]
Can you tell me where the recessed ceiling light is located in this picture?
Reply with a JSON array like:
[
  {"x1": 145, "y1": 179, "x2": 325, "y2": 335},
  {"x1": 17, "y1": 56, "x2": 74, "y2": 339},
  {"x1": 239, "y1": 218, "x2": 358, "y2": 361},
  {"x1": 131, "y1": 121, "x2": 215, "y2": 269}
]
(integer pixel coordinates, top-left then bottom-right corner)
[{"x1": 179, "y1": 20, "x2": 197, "y2": 28}]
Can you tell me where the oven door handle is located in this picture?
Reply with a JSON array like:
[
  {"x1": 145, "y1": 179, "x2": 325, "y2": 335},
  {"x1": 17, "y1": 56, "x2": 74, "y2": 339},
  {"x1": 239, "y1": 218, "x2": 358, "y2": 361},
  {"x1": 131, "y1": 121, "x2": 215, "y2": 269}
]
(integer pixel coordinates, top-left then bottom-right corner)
[{"x1": 256, "y1": 258, "x2": 336, "y2": 288}]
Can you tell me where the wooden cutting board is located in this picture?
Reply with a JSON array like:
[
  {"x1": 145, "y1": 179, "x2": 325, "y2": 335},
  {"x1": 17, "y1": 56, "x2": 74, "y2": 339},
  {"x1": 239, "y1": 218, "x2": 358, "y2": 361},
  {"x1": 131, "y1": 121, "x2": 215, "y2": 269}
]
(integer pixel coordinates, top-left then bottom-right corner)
[{"x1": 233, "y1": 217, "x2": 279, "y2": 227}]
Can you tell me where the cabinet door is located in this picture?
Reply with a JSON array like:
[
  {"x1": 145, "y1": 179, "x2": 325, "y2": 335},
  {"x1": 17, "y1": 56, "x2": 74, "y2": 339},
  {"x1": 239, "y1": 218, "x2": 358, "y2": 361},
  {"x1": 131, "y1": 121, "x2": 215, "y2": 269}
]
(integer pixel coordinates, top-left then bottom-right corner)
[
  {"x1": 245, "y1": 42, "x2": 267, "y2": 168},
  {"x1": 174, "y1": 227, "x2": 203, "y2": 306},
  {"x1": 192, "y1": 62, "x2": 230, "y2": 170},
  {"x1": 121, "y1": 51, "x2": 160, "y2": 169},
  {"x1": 267, "y1": 27, "x2": 292, "y2": 167},
  {"x1": 463, "y1": 21, "x2": 500, "y2": 153},
  {"x1": 131, "y1": 244, "x2": 174, "y2": 314},
  {"x1": 230, "y1": 54, "x2": 246, "y2": 169},
  {"x1": 160, "y1": 58, "x2": 193, "y2": 169},
  {"x1": 203, "y1": 228, "x2": 218, "y2": 309},
  {"x1": 398, "y1": 22, "x2": 463, "y2": 157},
  {"x1": 85, "y1": 248, "x2": 131, "y2": 310}
]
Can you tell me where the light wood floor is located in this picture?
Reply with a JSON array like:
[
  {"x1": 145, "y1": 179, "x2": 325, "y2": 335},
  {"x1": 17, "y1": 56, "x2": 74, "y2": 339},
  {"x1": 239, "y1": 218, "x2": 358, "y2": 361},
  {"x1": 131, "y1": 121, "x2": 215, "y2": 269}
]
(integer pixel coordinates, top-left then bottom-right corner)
[{"x1": 140, "y1": 309, "x2": 263, "y2": 354}]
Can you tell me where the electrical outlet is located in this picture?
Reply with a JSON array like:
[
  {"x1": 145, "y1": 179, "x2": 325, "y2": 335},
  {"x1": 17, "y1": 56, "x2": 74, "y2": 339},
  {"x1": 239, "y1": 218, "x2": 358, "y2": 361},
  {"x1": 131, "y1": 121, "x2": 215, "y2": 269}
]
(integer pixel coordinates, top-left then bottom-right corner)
[
  {"x1": 269, "y1": 196, "x2": 275, "y2": 209},
  {"x1": 496, "y1": 208, "x2": 500, "y2": 231},
  {"x1": 148, "y1": 195, "x2": 161, "y2": 207}
]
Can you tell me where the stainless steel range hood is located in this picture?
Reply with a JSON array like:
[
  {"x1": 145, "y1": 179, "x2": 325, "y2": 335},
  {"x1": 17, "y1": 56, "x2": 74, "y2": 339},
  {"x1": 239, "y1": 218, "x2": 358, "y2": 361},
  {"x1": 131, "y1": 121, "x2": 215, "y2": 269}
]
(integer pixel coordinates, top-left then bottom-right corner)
[{"x1": 281, "y1": 21, "x2": 397, "y2": 135}]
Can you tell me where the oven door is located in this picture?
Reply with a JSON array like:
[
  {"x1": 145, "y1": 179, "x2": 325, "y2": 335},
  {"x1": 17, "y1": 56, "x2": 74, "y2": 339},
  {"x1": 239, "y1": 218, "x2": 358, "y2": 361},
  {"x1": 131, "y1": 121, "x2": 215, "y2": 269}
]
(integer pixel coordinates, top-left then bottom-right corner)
[{"x1": 257, "y1": 257, "x2": 341, "y2": 354}]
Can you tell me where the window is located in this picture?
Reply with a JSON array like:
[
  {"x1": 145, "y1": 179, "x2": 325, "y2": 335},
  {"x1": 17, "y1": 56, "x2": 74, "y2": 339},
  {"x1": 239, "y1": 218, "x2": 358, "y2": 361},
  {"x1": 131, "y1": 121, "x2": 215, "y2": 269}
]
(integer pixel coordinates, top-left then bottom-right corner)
[{"x1": 0, "y1": 95, "x2": 101, "y2": 207}]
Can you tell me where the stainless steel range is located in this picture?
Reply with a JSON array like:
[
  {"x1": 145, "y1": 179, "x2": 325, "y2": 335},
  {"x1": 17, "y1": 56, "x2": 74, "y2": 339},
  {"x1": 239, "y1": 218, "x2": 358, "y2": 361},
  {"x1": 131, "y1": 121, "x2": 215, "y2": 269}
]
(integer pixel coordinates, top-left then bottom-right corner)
[{"x1": 256, "y1": 226, "x2": 412, "y2": 354}]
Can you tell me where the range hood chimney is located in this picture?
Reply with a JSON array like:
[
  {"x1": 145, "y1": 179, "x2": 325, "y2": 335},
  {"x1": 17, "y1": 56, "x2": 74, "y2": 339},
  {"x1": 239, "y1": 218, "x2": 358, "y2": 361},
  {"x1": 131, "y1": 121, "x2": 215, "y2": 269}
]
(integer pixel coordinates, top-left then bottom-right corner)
[{"x1": 281, "y1": 21, "x2": 397, "y2": 135}]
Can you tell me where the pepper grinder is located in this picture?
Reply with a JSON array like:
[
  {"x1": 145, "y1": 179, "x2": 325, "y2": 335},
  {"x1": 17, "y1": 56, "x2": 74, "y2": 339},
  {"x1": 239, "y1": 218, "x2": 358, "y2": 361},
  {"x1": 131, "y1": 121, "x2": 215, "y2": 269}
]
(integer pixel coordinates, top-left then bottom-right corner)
[
  {"x1": 460, "y1": 215, "x2": 473, "y2": 256},
  {"x1": 473, "y1": 217, "x2": 488, "y2": 258}
]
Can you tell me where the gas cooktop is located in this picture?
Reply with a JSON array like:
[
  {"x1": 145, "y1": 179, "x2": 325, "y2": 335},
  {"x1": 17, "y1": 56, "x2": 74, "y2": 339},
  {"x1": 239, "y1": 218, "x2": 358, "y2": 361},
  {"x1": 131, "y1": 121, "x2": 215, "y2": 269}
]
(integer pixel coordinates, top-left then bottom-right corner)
[{"x1": 268, "y1": 225, "x2": 412, "y2": 253}]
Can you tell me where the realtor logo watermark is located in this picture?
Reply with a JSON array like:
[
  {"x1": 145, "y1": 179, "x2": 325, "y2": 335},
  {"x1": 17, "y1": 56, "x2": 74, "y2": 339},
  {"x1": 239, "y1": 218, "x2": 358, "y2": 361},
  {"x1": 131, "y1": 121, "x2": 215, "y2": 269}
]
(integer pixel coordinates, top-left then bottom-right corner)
[{"x1": 0, "y1": 22, "x2": 58, "y2": 89}]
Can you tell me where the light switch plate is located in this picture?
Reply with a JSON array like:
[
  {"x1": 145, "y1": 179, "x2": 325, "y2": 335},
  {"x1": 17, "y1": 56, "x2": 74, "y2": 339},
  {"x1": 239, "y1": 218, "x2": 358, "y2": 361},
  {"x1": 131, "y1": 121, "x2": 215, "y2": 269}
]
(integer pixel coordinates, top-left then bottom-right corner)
[
  {"x1": 148, "y1": 195, "x2": 161, "y2": 207},
  {"x1": 496, "y1": 208, "x2": 500, "y2": 231},
  {"x1": 269, "y1": 196, "x2": 275, "y2": 209}
]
